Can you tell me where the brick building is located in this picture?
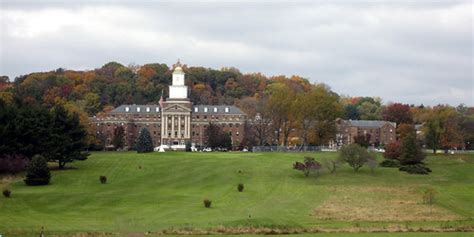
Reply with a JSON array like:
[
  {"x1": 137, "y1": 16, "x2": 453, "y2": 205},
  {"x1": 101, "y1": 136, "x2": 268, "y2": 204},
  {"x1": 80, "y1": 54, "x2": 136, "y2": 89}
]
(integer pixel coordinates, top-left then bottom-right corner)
[
  {"x1": 91, "y1": 62, "x2": 246, "y2": 150},
  {"x1": 335, "y1": 119, "x2": 397, "y2": 147}
]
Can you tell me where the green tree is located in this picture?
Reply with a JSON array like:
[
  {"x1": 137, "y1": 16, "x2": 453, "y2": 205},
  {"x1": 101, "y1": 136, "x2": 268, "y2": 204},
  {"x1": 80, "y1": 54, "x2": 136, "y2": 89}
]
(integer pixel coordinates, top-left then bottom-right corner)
[
  {"x1": 48, "y1": 105, "x2": 89, "y2": 169},
  {"x1": 136, "y1": 128, "x2": 154, "y2": 153},
  {"x1": 400, "y1": 133, "x2": 425, "y2": 165},
  {"x1": 205, "y1": 123, "x2": 232, "y2": 150},
  {"x1": 112, "y1": 126, "x2": 125, "y2": 150},
  {"x1": 339, "y1": 143, "x2": 373, "y2": 171},
  {"x1": 24, "y1": 154, "x2": 51, "y2": 186},
  {"x1": 84, "y1": 92, "x2": 101, "y2": 115}
]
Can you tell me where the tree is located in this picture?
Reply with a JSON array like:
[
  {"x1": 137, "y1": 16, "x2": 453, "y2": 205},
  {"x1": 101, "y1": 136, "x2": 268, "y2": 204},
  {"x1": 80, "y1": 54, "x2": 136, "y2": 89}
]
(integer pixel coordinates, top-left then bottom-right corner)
[
  {"x1": 47, "y1": 105, "x2": 89, "y2": 169},
  {"x1": 205, "y1": 123, "x2": 232, "y2": 150},
  {"x1": 353, "y1": 134, "x2": 371, "y2": 148},
  {"x1": 358, "y1": 101, "x2": 382, "y2": 120},
  {"x1": 399, "y1": 133, "x2": 425, "y2": 165},
  {"x1": 112, "y1": 126, "x2": 125, "y2": 150},
  {"x1": 344, "y1": 104, "x2": 360, "y2": 120},
  {"x1": 339, "y1": 143, "x2": 373, "y2": 171},
  {"x1": 383, "y1": 142, "x2": 402, "y2": 160},
  {"x1": 24, "y1": 155, "x2": 51, "y2": 186},
  {"x1": 135, "y1": 128, "x2": 154, "y2": 153},
  {"x1": 425, "y1": 119, "x2": 441, "y2": 154},
  {"x1": 267, "y1": 82, "x2": 299, "y2": 146},
  {"x1": 397, "y1": 123, "x2": 415, "y2": 140},
  {"x1": 382, "y1": 103, "x2": 413, "y2": 126}
]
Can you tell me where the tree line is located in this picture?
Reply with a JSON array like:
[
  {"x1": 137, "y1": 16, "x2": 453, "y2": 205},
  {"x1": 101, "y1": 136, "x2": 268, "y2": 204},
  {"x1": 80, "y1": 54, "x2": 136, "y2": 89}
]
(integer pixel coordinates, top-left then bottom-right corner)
[{"x1": 0, "y1": 62, "x2": 472, "y2": 152}]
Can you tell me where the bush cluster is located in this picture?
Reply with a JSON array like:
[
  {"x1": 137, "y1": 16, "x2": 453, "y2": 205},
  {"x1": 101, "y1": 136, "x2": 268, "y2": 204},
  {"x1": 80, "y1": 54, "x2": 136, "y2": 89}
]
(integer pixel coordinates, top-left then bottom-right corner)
[
  {"x1": 399, "y1": 164, "x2": 432, "y2": 175},
  {"x1": 380, "y1": 159, "x2": 400, "y2": 168},
  {"x1": 100, "y1": 175, "x2": 107, "y2": 184},
  {"x1": 237, "y1": 183, "x2": 244, "y2": 192},
  {"x1": 24, "y1": 155, "x2": 51, "y2": 186},
  {"x1": 203, "y1": 198, "x2": 212, "y2": 208},
  {"x1": 0, "y1": 155, "x2": 29, "y2": 174},
  {"x1": 3, "y1": 189, "x2": 11, "y2": 198}
]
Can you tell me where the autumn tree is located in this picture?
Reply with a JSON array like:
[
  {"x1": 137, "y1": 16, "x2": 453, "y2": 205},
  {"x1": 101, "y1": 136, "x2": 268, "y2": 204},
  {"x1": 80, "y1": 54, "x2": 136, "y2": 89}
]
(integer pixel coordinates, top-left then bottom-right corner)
[
  {"x1": 397, "y1": 123, "x2": 415, "y2": 140},
  {"x1": 382, "y1": 103, "x2": 413, "y2": 126},
  {"x1": 266, "y1": 82, "x2": 297, "y2": 146}
]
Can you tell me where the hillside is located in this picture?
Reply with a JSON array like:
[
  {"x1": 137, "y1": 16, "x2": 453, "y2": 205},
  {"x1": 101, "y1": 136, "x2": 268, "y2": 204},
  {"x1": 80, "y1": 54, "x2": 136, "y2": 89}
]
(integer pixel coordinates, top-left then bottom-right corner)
[{"x1": 1, "y1": 152, "x2": 473, "y2": 236}]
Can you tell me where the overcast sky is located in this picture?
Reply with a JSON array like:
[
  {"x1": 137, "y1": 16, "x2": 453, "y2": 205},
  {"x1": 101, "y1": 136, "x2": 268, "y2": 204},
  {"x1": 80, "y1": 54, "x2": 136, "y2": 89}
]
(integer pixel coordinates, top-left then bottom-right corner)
[{"x1": 1, "y1": 0, "x2": 472, "y2": 106}]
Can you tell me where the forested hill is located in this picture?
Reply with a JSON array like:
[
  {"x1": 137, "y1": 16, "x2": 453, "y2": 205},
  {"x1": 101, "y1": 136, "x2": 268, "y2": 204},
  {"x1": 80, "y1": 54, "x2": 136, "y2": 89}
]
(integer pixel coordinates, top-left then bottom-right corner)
[{"x1": 0, "y1": 61, "x2": 313, "y2": 116}]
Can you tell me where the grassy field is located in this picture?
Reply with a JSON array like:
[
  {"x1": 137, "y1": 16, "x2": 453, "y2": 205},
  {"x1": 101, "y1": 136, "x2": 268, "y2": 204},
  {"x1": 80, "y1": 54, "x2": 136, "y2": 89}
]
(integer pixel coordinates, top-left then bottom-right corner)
[{"x1": 0, "y1": 151, "x2": 473, "y2": 236}]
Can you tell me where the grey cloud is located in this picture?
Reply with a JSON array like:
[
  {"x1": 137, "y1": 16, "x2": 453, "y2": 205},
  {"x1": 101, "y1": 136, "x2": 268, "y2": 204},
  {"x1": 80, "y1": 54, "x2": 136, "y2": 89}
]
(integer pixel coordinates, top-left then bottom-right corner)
[{"x1": 0, "y1": 0, "x2": 472, "y2": 106}]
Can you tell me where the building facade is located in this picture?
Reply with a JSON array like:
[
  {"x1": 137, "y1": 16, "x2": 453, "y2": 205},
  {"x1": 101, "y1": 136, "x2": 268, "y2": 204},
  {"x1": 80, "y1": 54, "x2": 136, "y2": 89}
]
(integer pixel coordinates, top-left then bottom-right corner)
[
  {"x1": 91, "y1": 62, "x2": 246, "y2": 150},
  {"x1": 335, "y1": 119, "x2": 397, "y2": 146}
]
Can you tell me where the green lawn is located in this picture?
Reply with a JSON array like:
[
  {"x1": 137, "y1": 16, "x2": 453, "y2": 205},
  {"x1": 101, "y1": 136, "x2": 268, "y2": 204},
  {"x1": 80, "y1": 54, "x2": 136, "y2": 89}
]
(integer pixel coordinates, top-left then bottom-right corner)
[{"x1": 0, "y1": 151, "x2": 473, "y2": 236}]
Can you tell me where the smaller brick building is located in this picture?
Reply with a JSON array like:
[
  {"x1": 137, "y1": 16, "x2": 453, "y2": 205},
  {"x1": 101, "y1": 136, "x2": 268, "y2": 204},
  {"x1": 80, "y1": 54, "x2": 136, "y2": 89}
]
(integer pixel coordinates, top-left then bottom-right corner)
[{"x1": 335, "y1": 119, "x2": 396, "y2": 146}]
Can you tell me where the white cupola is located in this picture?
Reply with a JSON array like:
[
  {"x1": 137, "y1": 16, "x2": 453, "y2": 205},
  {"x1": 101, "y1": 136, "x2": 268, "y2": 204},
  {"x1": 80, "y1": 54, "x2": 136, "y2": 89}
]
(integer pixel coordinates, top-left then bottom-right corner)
[{"x1": 169, "y1": 60, "x2": 188, "y2": 99}]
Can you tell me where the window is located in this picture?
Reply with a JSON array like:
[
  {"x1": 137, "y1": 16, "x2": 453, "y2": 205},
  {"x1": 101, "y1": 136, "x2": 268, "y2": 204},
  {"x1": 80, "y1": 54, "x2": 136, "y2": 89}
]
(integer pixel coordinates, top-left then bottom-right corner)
[
  {"x1": 156, "y1": 107, "x2": 159, "y2": 112},
  {"x1": 236, "y1": 131, "x2": 239, "y2": 136},
  {"x1": 125, "y1": 107, "x2": 130, "y2": 112},
  {"x1": 194, "y1": 107, "x2": 198, "y2": 112},
  {"x1": 204, "y1": 116, "x2": 207, "y2": 119},
  {"x1": 137, "y1": 107, "x2": 141, "y2": 112},
  {"x1": 204, "y1": 107, "x2": 208, "y2": 112},
  {"x1": 213, "y1": 107, "x2": 217, "y2": 112},
  {"x1": 225, "y1": 107, "x2": 229, "y2": 113},
  {"x1": 146, "y1": 107, "x2": 150, "y2": 112}
]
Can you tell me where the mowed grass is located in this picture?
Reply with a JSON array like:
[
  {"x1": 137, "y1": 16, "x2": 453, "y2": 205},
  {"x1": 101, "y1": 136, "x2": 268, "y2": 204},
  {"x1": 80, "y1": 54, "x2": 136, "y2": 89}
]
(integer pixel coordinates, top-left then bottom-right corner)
[{"x1": 0, "y1": 151, "x2": 473, "y2": 236}]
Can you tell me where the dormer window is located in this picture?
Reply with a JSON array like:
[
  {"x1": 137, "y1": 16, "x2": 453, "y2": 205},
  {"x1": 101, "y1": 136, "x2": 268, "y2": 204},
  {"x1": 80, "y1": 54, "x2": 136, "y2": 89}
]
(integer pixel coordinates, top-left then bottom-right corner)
[
  {"x1": 137, "y1": 107, "x2": 141, "y2": 112},
  {"x1": 204, "y1": 107, "x2": 208, "y2": 112},
  {"x1": 146, "y1": 107, "x2": 150, "y2": 112},
  {"x1": 225, "y1": 107, "x2": 229, "y2": 113},
  {"x1": 194, "y1": 107, "x2": 198, "y2": 112},
  {"x1": 125, "y1": 107, "x2": 130, "y2": 112},
  {"x1": 213, "y1": 107, "x2": 217, "y2": 112}
]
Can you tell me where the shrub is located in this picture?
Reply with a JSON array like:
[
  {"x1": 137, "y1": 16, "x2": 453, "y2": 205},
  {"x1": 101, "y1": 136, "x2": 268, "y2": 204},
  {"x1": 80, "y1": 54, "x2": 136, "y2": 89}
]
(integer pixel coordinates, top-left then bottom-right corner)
[
  {"x1": 399, "y1": 164, "x2": 432, "y2": 175},
  {"x1": 203, "y1": 198, "x2": 212, "y2": 208},
  {"x1": 237, "y1": 183, "x2": 244, "y2": 192},
  {"x1": 322, "y1": 158, "x2": 340, "y2": 174},
  {"x1": 423, "y1": 187, "x2": 437, "y2": 205},
  {"x1": 339, "y1": 144, "x2": 374, "y2": 172},
  {"x1": 24, "y1": 155, "x2": 51, "y2": 186},
  {"x1": 100, "y1": 175, "x2": 107, "y2": 184},
  {"x1": 0, "y1": 155, "x2": 29, "y2": 174},
  {"x1": 293, "y1": 157, "x2": 322, "y2": 177},
  {"x1": 3, "y1": 189, "x2": 11, "y2": 198},
  {"x1": 383, "y1": 142, "x2": 402, "y2": 160},
  {"x1": 380, "y1": 159, "x2": 401, "y2": 168}
]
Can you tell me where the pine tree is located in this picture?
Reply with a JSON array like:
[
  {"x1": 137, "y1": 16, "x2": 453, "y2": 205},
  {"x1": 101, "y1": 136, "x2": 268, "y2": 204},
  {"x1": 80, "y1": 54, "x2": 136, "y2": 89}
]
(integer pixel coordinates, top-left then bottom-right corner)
[
  {"x1": 47, "y1": 105, "x2": 89, "y2": 169},
  {"x1": 136, "y1": 128, "x2": 154, "y2": 153},
  {"x1": 24, "y1": 155, "x2": 51, "y2": 186},
  {"x1": 400, "y1": 133, "x2": 425, "y2": 165}
]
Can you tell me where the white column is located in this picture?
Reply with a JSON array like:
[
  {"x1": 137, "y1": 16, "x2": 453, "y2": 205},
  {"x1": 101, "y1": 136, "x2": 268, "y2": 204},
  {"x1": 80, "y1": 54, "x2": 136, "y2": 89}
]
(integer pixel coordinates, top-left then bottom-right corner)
[
  {"x1": 178, "y1": 116, "x2": 181, "y2": 138},
  {"x1": 171, "y1": 116, "x2": 175, "y2": 138}
]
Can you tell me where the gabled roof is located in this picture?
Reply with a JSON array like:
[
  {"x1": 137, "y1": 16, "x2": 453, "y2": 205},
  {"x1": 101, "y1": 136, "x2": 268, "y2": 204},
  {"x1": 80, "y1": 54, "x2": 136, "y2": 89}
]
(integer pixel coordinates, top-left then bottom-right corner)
[{"x1": 347, "y1": 120, "x2": 396, "y2": 128}]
